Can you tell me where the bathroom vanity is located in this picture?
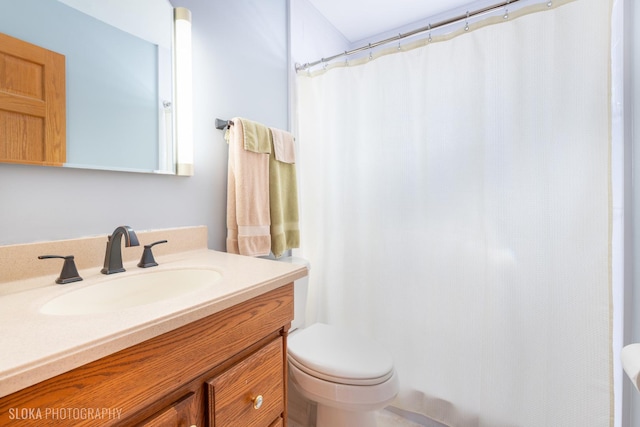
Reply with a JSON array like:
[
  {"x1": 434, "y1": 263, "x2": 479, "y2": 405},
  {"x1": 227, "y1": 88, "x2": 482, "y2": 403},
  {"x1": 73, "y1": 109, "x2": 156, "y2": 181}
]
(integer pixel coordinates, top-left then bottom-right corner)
[{"x1": 0, "y1": 226, "x2": 306, "y2": 426}]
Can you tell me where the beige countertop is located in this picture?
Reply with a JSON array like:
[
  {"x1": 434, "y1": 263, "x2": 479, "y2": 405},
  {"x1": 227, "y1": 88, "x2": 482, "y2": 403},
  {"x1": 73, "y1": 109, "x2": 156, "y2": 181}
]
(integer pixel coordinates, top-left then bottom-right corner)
[{"x1": 0, "y1": 248, "x2": 307, "y2": 398}]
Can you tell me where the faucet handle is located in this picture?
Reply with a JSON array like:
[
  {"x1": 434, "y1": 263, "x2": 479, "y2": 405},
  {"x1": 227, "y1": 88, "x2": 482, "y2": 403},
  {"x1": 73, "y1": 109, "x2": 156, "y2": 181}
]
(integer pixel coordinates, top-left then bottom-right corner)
[
  {"x1": 38, "y1": 255, "x2": 83, "y2": 284},
  {"x1": 137, "y1": 240, "x2": 168, "y2": 268}
]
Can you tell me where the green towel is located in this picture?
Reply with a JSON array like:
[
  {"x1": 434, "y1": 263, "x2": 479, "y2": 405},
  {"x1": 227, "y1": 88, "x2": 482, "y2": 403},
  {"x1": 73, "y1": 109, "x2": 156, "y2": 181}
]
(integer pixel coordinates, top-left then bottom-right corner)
[
  {"x1": 239, "y1": 118, "x2": 271, "y2": 154},
  {"x1": 269, "y1": 129, "x2": 300, "y2": 258}
]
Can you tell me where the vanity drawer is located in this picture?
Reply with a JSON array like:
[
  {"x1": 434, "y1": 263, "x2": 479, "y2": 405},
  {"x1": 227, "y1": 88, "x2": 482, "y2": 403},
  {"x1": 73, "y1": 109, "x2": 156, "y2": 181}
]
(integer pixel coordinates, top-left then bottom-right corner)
[
  {"x1": 139, "y1": 392, "x2": 197, "y2": 427},
  {"x1": 207, "y1": 338, "x2": 284, "y2": 427}
]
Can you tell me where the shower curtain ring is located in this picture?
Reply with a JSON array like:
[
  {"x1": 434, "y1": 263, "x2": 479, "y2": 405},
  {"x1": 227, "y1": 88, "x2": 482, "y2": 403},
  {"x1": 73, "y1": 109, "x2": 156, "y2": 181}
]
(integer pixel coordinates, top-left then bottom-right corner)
[
  {"x1": 428, "y1": 24, "x2": 432, "y2": 43},
  {"x1": 504, "y1": 0, "x2": 510, "y2": 19},
  {"x1": 368, "y1": 43, "x2": 373, "y2": 60},
  {"x1": 464, "y1": 11, "x2": 470, "y2": 31}
]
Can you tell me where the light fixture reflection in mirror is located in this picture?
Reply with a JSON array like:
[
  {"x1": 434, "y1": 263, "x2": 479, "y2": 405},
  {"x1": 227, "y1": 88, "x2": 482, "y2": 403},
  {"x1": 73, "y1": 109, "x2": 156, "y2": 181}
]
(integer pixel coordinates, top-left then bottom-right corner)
[{"x1": 174, "y1": 7, "x2": 194, "y2": 176}]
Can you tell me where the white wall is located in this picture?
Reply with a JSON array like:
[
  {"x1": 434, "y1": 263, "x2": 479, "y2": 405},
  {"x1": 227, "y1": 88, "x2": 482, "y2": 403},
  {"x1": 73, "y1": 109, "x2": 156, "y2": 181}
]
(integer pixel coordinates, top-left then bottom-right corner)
[
  {"x1": 626, "y1": 0, "x2": 640, "y2": 423},
  {"x1": 289, "y1": 0, "x2": 349, "y2": 68},
  {"x1": 0, "y1": 0, "x2": 288, "y2": 250}
]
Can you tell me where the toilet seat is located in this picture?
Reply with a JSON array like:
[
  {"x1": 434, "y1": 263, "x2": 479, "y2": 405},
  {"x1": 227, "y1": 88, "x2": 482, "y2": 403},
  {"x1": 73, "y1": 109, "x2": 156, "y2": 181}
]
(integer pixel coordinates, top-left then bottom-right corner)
[{"x1": 288, "y1": 323, "x2": 395, "y2": 386}]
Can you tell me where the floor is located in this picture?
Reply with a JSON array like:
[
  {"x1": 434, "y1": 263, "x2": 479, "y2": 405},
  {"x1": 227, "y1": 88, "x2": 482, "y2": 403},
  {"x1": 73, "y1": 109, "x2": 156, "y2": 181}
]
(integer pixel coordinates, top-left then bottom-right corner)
[
  {"x1": 377, "y1": 409, "x2": 425, "y2": 426},
  {"x1": 289, "y1": 408, "x2": 444, "y2": 427}
]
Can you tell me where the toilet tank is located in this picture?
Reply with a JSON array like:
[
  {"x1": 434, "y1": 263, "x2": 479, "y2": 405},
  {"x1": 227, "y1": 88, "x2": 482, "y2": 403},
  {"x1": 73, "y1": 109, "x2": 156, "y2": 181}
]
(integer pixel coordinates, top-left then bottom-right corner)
[{"x1": 278, "y1": 257, "x2": 310, "y2": 331}]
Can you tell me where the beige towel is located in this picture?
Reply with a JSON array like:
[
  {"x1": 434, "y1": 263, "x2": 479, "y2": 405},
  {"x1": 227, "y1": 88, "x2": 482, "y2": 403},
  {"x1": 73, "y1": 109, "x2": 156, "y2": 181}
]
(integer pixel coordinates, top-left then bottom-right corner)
[
  {"x1": 269, "y1": 128, "x2": 300, "y2": 258},
  {"x1": 270, "y1": 127, "x2": 295, "y2": 163},
  {"x1": 226, "y1": 117, "x2": 271, "y2": 256},
  {"x1": 239, "y1": 117, "x2": 272, "y2": 154}
]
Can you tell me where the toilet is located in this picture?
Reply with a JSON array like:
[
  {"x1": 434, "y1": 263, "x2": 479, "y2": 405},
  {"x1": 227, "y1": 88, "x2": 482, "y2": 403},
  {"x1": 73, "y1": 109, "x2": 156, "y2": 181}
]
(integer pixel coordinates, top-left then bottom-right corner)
[{"x1": 281, "y1": 257, "x2": 399, "y2": 427}]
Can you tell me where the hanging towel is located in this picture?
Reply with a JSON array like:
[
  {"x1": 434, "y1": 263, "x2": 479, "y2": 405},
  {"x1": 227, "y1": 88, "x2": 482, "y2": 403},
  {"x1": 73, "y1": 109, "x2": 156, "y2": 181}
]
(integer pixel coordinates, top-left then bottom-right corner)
[
  {"x1": 239, "y1": 117, "x2": 272, "y2": 154},
  {"x1": 226, "y1": 117, "x2": 271, "y2": 256},
  {"x1": 268, "y1": 128, "x2": 300, "y2": 258},
  {"x1": 270, "y1": 127, "x2": 296, "y2": 163}
]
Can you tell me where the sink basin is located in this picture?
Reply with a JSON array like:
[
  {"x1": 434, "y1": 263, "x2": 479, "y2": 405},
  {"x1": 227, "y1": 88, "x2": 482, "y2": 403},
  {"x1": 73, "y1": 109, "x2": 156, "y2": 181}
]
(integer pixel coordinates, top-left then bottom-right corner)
[{"x1": 40, "y1": 268, "x2": 222, "y2": 315}]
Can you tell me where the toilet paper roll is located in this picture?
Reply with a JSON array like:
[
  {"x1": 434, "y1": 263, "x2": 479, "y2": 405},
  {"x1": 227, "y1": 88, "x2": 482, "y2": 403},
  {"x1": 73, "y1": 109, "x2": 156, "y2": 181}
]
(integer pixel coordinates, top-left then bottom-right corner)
[{"x1": 622, "y1": 343, "x2": 640, "y2": 392}]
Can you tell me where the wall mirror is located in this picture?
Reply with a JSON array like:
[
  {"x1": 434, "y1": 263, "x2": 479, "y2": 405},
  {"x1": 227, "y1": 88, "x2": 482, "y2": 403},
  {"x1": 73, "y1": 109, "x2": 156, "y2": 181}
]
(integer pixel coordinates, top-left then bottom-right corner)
[{"x1": 0, "y1": 0, "x2": 190, "y2": 175}]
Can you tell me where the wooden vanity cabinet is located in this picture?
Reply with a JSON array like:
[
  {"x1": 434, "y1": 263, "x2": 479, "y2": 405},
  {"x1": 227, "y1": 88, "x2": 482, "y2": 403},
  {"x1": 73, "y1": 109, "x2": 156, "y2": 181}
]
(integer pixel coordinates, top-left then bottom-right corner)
[{"x1": 0, "y1": 284, "x2": 293, "y2": 427}]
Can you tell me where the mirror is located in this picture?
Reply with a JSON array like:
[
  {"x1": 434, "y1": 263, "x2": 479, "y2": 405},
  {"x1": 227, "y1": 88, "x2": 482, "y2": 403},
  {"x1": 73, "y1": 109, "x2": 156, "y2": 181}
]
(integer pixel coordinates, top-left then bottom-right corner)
[{"x1": 0, "y1": 0, "x2": 183, "y2": 174}]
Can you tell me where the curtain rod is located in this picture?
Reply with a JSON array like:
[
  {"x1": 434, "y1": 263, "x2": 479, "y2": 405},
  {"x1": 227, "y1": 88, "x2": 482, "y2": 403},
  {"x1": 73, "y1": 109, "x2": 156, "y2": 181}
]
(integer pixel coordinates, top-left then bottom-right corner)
[{"x1": 295, "y1": 0, "x2": 531, "y2": 72}]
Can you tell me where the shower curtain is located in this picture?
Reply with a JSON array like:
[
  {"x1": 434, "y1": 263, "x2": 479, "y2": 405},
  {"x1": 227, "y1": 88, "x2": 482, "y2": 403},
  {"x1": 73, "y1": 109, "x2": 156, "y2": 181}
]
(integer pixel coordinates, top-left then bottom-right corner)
[{"x1": 294, "y1": 0, "x2": 612, "y2": 426}]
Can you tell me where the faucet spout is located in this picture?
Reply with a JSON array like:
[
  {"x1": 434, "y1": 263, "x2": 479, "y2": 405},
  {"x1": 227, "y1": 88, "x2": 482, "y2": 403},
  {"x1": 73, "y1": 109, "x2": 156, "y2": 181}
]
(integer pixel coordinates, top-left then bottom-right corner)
[{"x1": 101, "y1": 225, "x2": 140, "y2": 274}]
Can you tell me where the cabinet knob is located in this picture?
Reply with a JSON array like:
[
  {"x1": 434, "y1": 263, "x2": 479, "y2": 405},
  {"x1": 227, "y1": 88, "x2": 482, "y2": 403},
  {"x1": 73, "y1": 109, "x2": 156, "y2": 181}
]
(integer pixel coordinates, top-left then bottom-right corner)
[{"x1": 252, "y1": 394, "x2": 264, "y2": 410}]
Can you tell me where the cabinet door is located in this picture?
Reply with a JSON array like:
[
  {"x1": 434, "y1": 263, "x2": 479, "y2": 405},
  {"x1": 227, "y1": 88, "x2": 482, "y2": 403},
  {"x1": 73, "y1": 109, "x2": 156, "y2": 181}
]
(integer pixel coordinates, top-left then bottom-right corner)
[
  {"x1": 0, "y1": 32, "x2": 65, "y2": 166},
  {"x1": 139, "y1": 392, "x2": 197, "y2": 427},
  {"x1": 208, "y1": 338, "x2": 284, "y2": 427}
]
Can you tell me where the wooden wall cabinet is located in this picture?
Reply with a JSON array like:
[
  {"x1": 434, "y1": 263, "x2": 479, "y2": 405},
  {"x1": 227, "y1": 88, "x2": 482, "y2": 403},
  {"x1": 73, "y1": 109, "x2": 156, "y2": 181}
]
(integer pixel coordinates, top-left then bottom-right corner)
[{"x1": 0, "y1": 284, "x2": 293, "y2": 427}]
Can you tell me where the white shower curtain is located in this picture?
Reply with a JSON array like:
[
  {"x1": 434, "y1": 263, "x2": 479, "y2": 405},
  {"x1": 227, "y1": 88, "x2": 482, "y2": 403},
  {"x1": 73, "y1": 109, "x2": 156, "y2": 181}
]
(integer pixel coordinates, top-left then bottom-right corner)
[{"x1": 294, "y1": 0, "x2": 612, "y2": 426}]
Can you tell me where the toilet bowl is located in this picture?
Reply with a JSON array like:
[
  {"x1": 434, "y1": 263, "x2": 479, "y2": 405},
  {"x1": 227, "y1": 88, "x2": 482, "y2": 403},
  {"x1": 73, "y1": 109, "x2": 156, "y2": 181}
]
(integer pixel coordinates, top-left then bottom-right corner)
[
  {"x1": 279, "y1": 257, "x2": 399, "y2": 427},
  {"x1": 288, "y1": 323, "x2": 399, "y2": 427}
]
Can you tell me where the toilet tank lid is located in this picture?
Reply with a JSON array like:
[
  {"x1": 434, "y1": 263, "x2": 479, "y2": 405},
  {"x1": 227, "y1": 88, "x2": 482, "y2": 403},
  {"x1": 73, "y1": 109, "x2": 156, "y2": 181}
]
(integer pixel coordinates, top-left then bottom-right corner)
[
  {"x1": 288, "y1": 323, "x2": 394, "y2": 381},
  {"x1": 278, "y1": 256, "x2": 310, "y2": 270}
]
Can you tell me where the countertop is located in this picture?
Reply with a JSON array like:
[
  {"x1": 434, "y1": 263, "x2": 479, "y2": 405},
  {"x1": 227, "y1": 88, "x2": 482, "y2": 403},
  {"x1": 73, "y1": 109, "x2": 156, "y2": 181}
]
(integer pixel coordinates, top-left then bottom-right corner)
[{"x1": 0, "y1": 249, "x2": 307, "y2": 398}]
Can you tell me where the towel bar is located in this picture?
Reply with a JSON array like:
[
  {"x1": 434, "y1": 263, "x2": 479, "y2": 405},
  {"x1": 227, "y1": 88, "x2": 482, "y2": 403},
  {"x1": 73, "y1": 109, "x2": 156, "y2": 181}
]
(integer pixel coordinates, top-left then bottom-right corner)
[{"x1": 215, "y1": 118, "x2": 234, "y2": 130}]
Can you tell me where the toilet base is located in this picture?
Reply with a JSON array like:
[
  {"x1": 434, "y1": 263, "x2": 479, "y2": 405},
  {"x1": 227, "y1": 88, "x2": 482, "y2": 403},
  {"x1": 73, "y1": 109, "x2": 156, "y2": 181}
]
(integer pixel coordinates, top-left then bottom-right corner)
[{"x1": 316, "y1": 404, "x2": 378, "y2": 427}]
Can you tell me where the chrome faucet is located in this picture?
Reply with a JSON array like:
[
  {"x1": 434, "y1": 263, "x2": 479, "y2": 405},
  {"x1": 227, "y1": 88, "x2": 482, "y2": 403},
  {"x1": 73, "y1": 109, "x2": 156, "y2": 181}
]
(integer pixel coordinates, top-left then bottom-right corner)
[{"x1": 101, "y1": 225, "x2": 140, "y2": 274}]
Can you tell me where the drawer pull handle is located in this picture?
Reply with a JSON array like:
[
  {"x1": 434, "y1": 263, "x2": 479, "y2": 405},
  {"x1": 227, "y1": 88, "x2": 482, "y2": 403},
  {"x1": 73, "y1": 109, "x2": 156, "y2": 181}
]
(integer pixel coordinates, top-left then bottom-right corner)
[{"x1": 252, "y1": 394, "x2": 264, "y2": 410}]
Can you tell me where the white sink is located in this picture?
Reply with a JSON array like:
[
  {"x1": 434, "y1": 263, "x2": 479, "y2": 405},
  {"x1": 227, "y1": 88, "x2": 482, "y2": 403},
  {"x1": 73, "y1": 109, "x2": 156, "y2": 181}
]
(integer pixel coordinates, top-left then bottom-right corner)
[{"x1": 40, "y1": 268, "x2": 222, "y2": 315}]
